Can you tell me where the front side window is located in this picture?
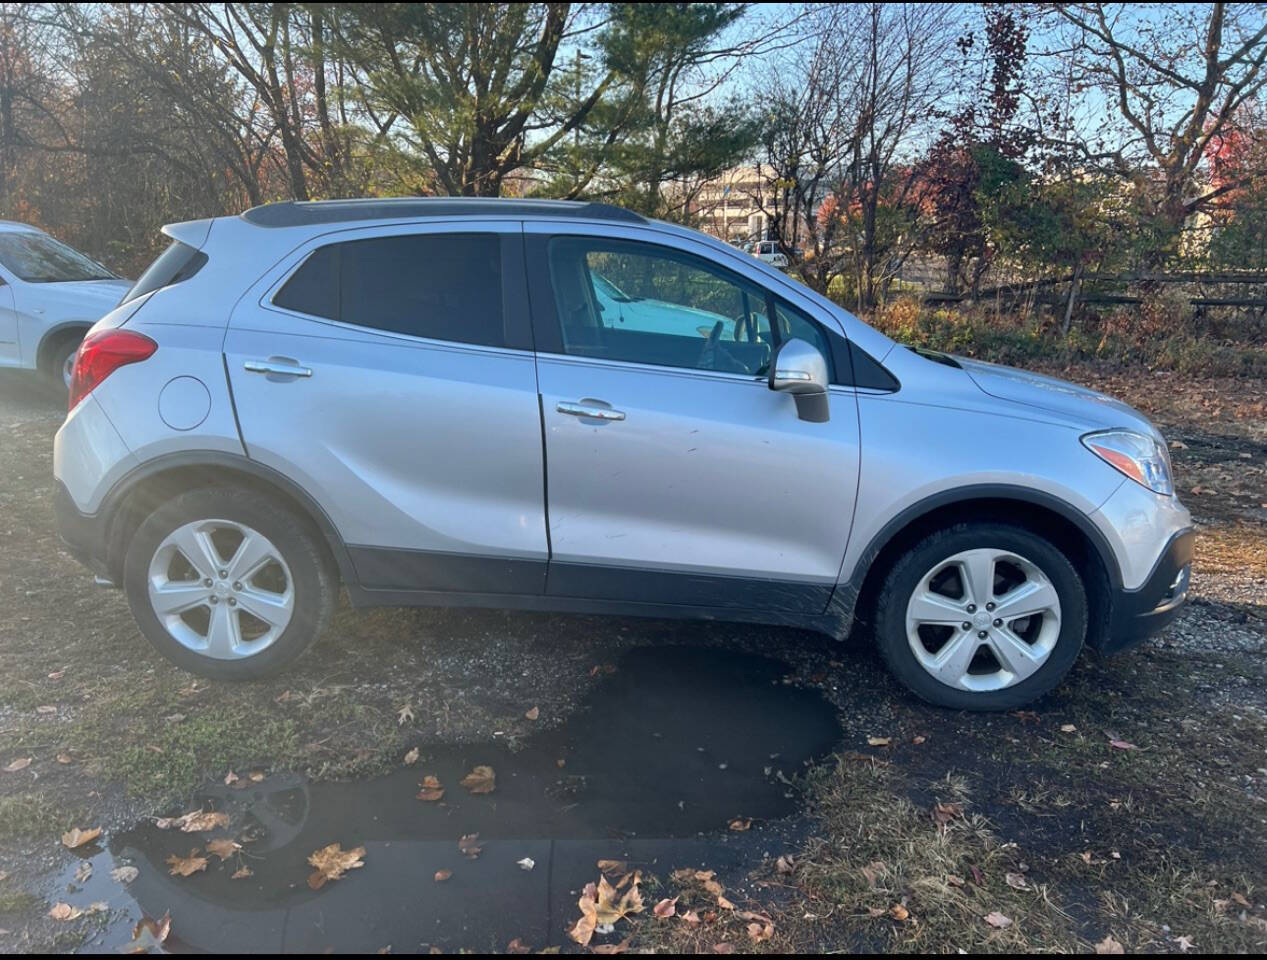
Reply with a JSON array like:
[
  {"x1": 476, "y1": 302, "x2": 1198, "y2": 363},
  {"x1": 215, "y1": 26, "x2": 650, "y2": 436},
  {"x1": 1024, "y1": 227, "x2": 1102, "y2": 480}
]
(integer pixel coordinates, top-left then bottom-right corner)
[
  {"x1": 0, "y1": 232, "x2": 116, "y2": 283},
  {"x1": 273, "y1": 233, "x2": 505, "y2": 347},
  {"x1": 547, "y1": 237, "x2": 781, "y2": 376}
]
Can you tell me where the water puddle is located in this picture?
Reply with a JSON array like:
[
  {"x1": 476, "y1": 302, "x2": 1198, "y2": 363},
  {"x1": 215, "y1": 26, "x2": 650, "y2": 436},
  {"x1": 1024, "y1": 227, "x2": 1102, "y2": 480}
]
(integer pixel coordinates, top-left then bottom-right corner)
[{"x1": 49, "y1": 645, "x2": 841, "y2": 953}]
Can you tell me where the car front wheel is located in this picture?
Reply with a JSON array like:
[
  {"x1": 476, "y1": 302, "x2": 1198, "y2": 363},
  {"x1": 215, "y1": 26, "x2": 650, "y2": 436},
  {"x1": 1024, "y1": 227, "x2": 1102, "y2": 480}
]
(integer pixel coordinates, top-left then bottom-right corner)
[
  {"x1": 875, "y1": 522, "x2": 1088, "y2": 710},
  {"x1": 123, "y1": 486, "x2": 336, "y2": 680}
]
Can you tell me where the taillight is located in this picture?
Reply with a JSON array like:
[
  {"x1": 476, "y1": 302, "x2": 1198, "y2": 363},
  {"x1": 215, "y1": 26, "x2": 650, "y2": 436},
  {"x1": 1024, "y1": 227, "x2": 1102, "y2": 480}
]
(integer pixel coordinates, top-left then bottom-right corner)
[{"x1": 68, "y1": 329, "x2": 157, "y2": 410}]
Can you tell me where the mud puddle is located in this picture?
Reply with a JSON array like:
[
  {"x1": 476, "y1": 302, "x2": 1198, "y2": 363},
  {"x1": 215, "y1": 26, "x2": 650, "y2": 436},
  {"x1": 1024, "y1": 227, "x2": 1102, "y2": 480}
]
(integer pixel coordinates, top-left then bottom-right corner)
[{"x1": 46, "y1": 646, "x2": 841, "y2": 953}]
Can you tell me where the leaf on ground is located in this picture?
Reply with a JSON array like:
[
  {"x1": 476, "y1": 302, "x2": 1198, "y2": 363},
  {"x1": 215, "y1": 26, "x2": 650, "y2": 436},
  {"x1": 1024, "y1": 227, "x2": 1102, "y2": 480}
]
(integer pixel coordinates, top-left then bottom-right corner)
[
  {"x1": 206, "y1": 838, "x2": 242, "y2": 860},
  {"x1": 403, "y1": 748, "x2": 419, "y2": 765},
  {"x1": 525, "y1": 706, "x2": 539, "y2": 720},
  {"x1": 458, "y1": 833, "x2": 483, "y2": 859},
  {"x1": 681, "y1": 909, "x2": 701, "y2": 924},
  {"x1": 597, "y1": 859, "x2": 628, "y2": 876},
  {"x1": 517, "y1": 857, "x2": 535, "y2": 871},
  {"x1": 867, "y1": 737, "x2": 891, "y2": 747},
  {"x1": 1005, "y1": 872, "x2": 1030, "y2": 890},
  {"x1": 932, "y1": 802, "x2": 964, "y2": 825},
  {"x1": 179, "y1": 811, "x2": 229, "y2": 833},
  {"x1": 48, "y1": 902, "x2": 83, "y2": 921},
  {"x1": 712, "y1": 943, "x2": 734, "y2": 954},
  {"x1": 1095, "y1": 934, "x2": 1125, "y2": 954},
  {"x1": 3, "y1": 758, "x2": 31, "y2": 773},
  {"x1": 36, "y1": 705, "x2": 56, "y2": 714},
  {"x1": 61, "y1": 827, "x2": 102, "y2": 849},
  {"x1": 569, "y1": 873, "x2": 645, "y2": 946},
  {"x1": 1060, "y1": 724, "x2": 1077, "y2": 733},
  {"x1": 231, "y1": 866, "x2": 254, "y2": 880},
  {"x1": 307, "y1": 843, "x2": 365, "y2": 889},
  {"x1": 727, "y1": 818, "x2": 751, "y2": 832},
  {"x1": 433, "y1": 869, "x2": 452, "y2": 882},
  {"x1": 506, "y1": 938, "x2": 532, "y2": 955},
  {"x1": 416, "y1": 776, "x2": 445, "y2": 802},
  {"x1": 1174, "y1": 935, "x2": 1196, "y2": 952},
  {"x1": 654, "y1": 897, "x2": 678, "y2": 918},
  {"x1": 459, "y1": 765, "x2": 496, "y2": 794},
  {"x1": 984, "y1": 911, "x2": 1013, "y2": 929},
  {"x1": 56, "y1": 753, "x2": 73, "y2": 764},
  {"x1": 123, "y1": 912, "x2": 171, "y2": 954},
  {"x1": 776, "y1": 855, "x2": 795, "y2": 875},
  {"x1": 890, "y1": 904, "x2": 909, "y2": 922},
  {"x1": 591, "y1": 938, "x2": 632, "y2": 955},
  {"x1": 1108, "y1": 737, "x2": 1138, "y2": 751},
  {"x1": 397, "y1": 703, "x2": 414, "y2": 725},
  {"x1": 167, "y1": 849, "x2": 208, "y2": 877},
  {"x1": 717, "y1": 894, "x2": 735, "y2": 910},
  {"x1": 747, "y1": 920, "x2": 774, "y2": 942},
  {"x1": 74, "y1": 861, "x2": 92, "y2": 884},
  {"x1": 111, "y1": 866, "x2": 139, "y2": 884}
]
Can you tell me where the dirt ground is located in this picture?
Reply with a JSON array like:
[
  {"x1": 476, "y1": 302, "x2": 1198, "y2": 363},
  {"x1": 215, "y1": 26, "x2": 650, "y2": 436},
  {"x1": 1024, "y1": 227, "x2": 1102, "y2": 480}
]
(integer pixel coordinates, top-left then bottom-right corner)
[{"x1": 0, "y1": 365, "x2": 1263, "y2": 953}]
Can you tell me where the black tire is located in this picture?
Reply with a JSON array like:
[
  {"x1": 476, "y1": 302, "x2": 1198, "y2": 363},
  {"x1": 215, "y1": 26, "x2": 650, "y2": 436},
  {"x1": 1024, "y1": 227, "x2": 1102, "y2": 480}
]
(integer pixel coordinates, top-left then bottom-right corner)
[
  {"x1": 874, "y1": 522, "x2": 1088, "y2": 711},
  {"x1": 123, "y1": 486, "x2": 336, "y2": 680},
  {"x1": 47, "y1": 335, "x2": 81, "y2": 397}
]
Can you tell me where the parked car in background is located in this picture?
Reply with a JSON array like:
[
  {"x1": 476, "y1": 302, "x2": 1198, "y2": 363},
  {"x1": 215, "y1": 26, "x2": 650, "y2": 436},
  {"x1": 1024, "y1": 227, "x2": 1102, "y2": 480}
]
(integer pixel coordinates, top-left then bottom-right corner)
[
  {"x1": 753, "y1": 239, "x2": 788, "y2": 269},
  {"x1": 53, "y1": 198, "x2": 1192, "y2": 711},
  {"x1": 0, "y1": 221, "x2": 129, "y2": 392}
]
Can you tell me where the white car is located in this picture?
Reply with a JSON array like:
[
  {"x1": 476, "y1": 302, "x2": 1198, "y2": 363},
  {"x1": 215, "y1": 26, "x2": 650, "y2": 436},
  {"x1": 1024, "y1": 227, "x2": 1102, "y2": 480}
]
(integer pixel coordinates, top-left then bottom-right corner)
[
  {"x1": 0, "y1": 221, "x2": 130, "y2": 391},
  {"x1": 753, "y1": 240, "x2": 788, "y2": 269}
]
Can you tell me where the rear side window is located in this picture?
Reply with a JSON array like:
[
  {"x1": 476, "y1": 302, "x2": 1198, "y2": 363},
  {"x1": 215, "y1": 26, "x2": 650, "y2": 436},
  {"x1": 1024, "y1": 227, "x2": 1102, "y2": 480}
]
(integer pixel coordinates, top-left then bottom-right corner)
[
  {"x1": 272, "y1": 233, "x2": 505, "y2": 348},
  {"x1": 121, "y1": 240, "x2": 207, "y2": 305}
]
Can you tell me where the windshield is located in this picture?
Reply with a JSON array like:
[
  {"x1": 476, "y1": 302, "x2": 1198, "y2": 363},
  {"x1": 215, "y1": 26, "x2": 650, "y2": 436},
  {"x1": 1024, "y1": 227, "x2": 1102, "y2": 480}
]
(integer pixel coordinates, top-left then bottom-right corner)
[
  {"x1": 0, "y1": 231, "x2": 116, "y2": 283},
  {"x1": 591, "y1": 271, "x2": 639, "y2": 303}
]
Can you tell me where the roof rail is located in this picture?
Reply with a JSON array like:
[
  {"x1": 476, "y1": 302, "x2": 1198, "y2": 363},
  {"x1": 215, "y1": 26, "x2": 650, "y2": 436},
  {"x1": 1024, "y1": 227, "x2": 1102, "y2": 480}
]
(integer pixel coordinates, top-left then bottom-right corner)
[{"x1": 241, "y1": 197, "x2": 646, "y2": 228}]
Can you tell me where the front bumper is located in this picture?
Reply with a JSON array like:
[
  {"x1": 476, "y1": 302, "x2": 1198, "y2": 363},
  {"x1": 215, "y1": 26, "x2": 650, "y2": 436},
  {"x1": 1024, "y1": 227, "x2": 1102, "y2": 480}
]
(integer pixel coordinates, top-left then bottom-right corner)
[{"x1": 1096, "y1": 527, "x2": 1195, "y2": 654}]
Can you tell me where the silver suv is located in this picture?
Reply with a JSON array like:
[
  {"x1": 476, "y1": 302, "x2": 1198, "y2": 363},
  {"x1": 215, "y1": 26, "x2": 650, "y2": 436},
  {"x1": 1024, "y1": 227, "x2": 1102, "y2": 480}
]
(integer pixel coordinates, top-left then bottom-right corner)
[{"x1": 53, "y1": 199, "x2": 1193, "y2": 710}]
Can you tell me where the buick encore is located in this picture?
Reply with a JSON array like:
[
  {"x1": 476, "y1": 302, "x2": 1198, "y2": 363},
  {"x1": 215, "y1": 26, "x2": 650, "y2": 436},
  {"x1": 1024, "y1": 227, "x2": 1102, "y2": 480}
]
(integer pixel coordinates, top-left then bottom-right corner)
[{"x1": 52, "y1": 198, "x2": 1193, "y2": 710}]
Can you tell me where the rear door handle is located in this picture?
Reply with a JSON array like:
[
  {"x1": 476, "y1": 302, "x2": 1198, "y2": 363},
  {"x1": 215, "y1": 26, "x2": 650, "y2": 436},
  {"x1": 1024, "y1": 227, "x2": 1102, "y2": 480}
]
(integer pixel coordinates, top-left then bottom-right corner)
[
  {"x1": 557, "y1": 400, "x2": 625, "y2": 421},
  {"x1": 244, "y1": 357, "x2": 312, "y2": 379}
]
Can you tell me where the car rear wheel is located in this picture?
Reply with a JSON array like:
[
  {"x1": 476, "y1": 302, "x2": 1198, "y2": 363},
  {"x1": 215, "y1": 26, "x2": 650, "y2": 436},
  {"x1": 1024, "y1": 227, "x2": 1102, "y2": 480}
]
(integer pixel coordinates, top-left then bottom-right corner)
[
  {"x1": 123, "y1": 486, "x2": 335, "y2": 679},
  {"x1": 875, "y1": 522, "x2": 1087, "y2": 710}
]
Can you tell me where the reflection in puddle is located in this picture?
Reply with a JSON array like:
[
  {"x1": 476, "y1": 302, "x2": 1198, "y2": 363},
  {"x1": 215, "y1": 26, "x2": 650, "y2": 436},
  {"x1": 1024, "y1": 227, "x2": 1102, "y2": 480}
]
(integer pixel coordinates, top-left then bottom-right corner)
[{"x1": 51, "y1": 646, "x2": 841, "y2": 952}]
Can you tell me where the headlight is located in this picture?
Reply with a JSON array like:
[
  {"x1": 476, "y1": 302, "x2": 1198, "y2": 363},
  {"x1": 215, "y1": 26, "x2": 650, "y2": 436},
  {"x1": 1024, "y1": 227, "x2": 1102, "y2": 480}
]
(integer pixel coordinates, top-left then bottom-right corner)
[{"x1": 1081, "y1": 429, "x2": 1174, "y2": 496}]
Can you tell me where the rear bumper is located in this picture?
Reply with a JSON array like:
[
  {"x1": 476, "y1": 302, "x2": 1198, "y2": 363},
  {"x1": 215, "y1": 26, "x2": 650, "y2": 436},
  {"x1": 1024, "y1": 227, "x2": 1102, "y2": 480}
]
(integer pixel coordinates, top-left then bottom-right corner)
[
  {"x1": 1095, "y1": 528, "x2": 1195, "y2": 654},
  {"x1": 53, "y1": 480, "x2": 113, "y2": 580}
]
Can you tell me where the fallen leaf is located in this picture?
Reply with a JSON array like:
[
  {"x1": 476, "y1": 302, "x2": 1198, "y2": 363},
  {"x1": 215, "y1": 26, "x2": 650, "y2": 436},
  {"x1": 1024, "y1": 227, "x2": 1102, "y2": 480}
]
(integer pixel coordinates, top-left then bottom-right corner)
[
  {"x1": 717, "y1": 894, "x2": 735, "y2": 910},
  {"x1": 3, "y1": 758, "x2": 31, "y2": 773},
  {"x1": 231, "y1": 866, "x2": 253, "y2": 880},
  {"x1": 458, "y1": 833, "x2": 483, "y2": 859},
  {"x1": 728, "y1": 818, "x2": 751, "y2": 832},
  {"x1": 74, "y1": 861, "x2": 92, "y2": 884},
  {"x1": 776, "y1": 855, "x2": 795, "y2": 875},
  {"x1": 912, "y1": 735, "x2": 926, "y2": 745},
  {"x1": 517, "y1": 857, "x2": 535, "y2": 871},
  {"x1": 525, "y1": 706, "x2": 539, "y2": 721},
  {"x1": 166, "y1": 849, "x2": 208, "y2": 877},
  {"x1": 1005, "y1": 872, "x2": 1030, "y2": 890},
  {"x1": 248, "y1": 771, "x2": 266, "y2": 782},
  {"x1": 748, "y1": 920, "x2": 774, "y2": 941},
  {"x1": 890, "y1": 904, "x2": 909, "y2": 922},
  {"x1": 984, "y1": 911, "x2": 1013, "y2": 929},
  {"x1": 1174, "y1": 935, "x2": 1196, "y2": 951},
  {"x1": 403, "y1": 748, "x2": 419, "y2": 765},
  {"x1": 932, "y1": 802, "x2": 964, "y2": 825},
  {"x1": 48, "y1": 902, "x2": 84, "y2": 921},
  {"x1": 36, "y1": 705, "x2": 56, "y2": 714},
  {"x1": 459, "y1": 765, "x2": 496, "y2": 794},
  {"x1": 1095, "y1": 934, "x2": 1124, "y2": 954},
  {"x1": 61, "y1": 827, "x2": 102, "y2": 849},
  {"x1": 597, "y1": 859, "x2": 627, "y2": 876},
  {"x1": 506, "y1": 939, "x2": 532, "y2": 955},
  {"x1": 206, "y1": 838, "x2": 242, "y2": 860},
  {"x1": 123, "y1": 912, "x2": 172, "y2": 954},
  {"x1": 111, "y1": 866, "x2": 139, "y2": 884},
  {"x1": 397, "y1": 703, "x2": 414, "y2": 725},
  {"x1": 307, "y1": 843, "x2": 365, "y2": 889},
  {"x1": 867, "y1": 737, "x2": 891, "y2": 747},
  {"x1": 680, "y1": 909, "x2": 701, "y2": 924},
  {"x1": 591, "y1": 939, "x2": 632, "y2": 955},
  {"x1": 654, "y1": 897, "x2": 678, "y2": 918},
  {"x1": 712, "y1": 943, "x2": 734, "y2": 954},
  {"x1": 157, "y1": 810, "x2": 230, "y2": 833},
  {"x1": 1108, "y1": 738, "x2": 1138, "y2": 751},
  {"x1": 1060, "y1": 724, "x2": 1077, "y2": 733},
  {"x1": 56, "y1": 754, "x2": 73, "y2": 765},
  {"x1": 224, "y1": 770, "x2": 239, "y2": 786},
  {"x1": 416, "y1": 775, "x2": 445, "y2": 802},
  {"x1": 433, "y1": 869, "x2": 452, "y2": 882}
]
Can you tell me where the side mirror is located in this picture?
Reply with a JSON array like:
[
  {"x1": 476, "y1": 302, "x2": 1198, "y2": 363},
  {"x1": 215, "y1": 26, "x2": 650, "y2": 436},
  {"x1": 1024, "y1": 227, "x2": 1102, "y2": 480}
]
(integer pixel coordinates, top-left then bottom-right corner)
[{"x1": 768, "y1": 337, "x2": 830, "y2": 422}]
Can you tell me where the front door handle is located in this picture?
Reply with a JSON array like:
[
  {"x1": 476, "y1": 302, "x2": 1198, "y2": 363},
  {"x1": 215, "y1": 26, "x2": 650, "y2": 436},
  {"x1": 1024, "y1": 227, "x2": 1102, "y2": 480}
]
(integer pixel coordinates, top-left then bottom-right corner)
[
  {"x1": 244, "y1": 357, "x2": 312, "y2": 379},
  {"x1": 557, "y1": 400, "x2": 626, "y2": 421}
]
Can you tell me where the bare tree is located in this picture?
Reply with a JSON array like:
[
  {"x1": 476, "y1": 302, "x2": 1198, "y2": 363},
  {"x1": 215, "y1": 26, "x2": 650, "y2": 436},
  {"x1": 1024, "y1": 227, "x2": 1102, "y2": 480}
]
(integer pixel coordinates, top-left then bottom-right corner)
[{"x1": 1044, "y1": 2, "x2": 1267, "y2": 264}]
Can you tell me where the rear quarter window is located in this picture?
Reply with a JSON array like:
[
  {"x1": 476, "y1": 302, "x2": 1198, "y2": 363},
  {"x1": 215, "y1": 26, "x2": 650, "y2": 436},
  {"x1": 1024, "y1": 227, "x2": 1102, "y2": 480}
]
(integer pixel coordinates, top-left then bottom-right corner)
[{"x1": 121, "y1": 240, "x2": 207, "y2": 306}]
